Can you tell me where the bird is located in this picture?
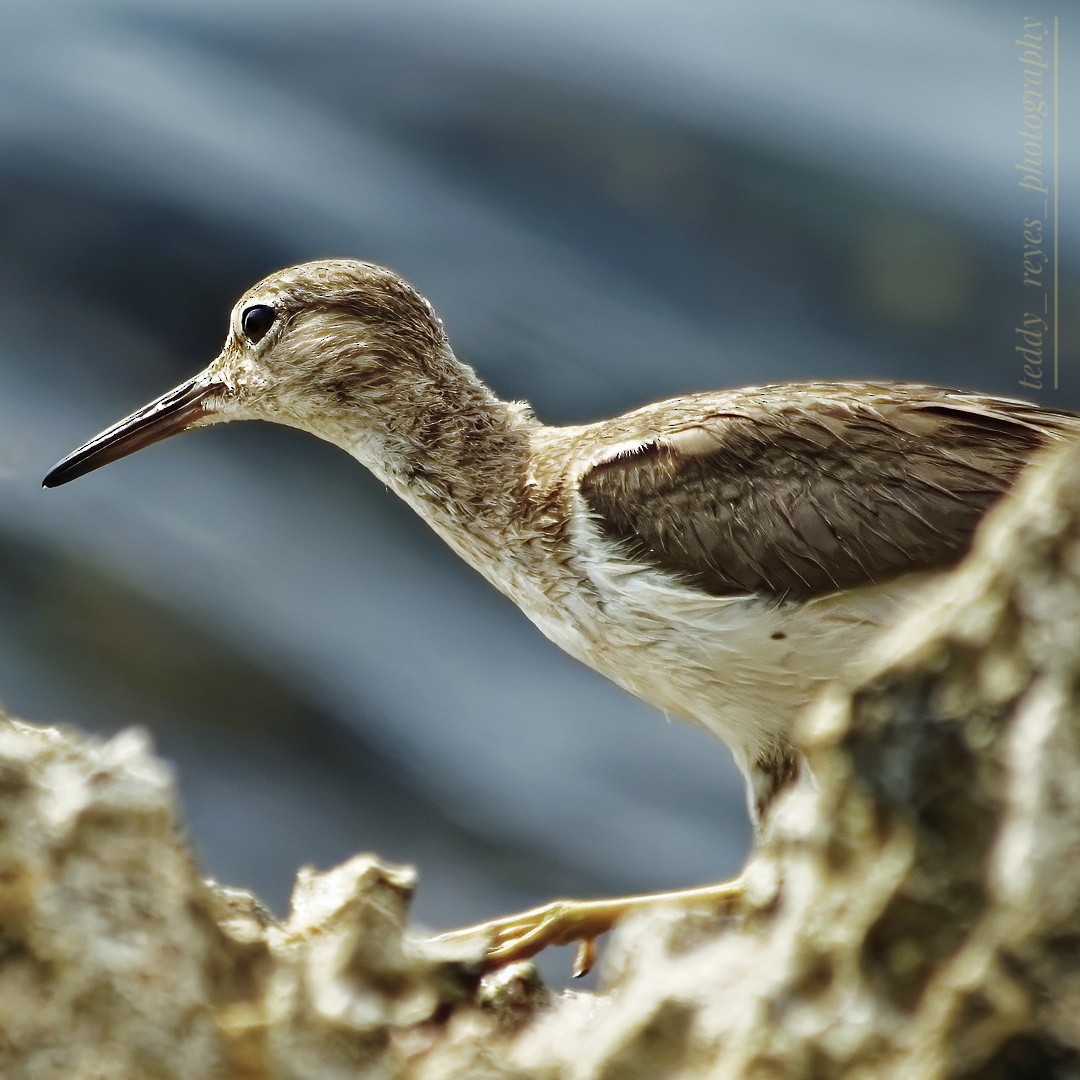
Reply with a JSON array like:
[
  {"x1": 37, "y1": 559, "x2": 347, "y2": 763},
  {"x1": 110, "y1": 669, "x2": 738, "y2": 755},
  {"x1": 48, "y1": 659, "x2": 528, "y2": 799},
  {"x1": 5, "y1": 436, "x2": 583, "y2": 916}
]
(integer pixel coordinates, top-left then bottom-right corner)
[{"x1": 42, "y1": 259, "x2": 1080, "y2": 975}]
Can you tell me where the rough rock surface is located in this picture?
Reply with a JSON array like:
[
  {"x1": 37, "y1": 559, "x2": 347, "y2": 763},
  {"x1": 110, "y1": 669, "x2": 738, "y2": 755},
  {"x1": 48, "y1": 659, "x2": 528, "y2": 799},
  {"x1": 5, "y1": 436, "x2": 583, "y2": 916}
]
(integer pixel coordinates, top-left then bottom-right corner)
[{"x1": 4, "y1": 438, "x2": 1080, "y2": 1079}]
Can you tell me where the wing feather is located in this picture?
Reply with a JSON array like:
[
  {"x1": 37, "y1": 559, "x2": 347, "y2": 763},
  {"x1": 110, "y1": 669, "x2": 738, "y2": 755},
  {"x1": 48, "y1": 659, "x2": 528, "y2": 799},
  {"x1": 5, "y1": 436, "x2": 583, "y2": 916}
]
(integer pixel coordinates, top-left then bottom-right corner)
[{"x1": 577, "y1": 386, "x2": 1079, "y2": 601}]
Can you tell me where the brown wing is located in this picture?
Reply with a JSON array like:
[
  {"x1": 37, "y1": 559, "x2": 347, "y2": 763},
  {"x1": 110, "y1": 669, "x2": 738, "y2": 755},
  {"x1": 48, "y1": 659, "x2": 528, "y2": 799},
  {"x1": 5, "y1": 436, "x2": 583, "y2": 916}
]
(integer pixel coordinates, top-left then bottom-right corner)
[{"x1": 578, "y1": 389, "x2": 1078, "y2": 601}]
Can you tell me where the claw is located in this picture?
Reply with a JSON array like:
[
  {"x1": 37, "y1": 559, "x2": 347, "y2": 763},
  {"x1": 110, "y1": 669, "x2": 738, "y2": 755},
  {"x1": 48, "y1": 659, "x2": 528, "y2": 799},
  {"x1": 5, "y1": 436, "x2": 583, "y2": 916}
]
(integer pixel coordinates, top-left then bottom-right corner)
[{"x1": 572, "y1": 938, "x2": 596, "y2": 978}]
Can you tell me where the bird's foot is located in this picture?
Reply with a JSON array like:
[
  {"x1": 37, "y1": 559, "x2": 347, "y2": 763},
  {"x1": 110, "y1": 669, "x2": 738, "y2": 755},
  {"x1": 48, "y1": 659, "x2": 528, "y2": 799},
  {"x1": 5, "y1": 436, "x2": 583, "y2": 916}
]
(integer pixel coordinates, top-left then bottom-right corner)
[{"x1": 432, "y1": 879, "x2": 744, "y2": 978}]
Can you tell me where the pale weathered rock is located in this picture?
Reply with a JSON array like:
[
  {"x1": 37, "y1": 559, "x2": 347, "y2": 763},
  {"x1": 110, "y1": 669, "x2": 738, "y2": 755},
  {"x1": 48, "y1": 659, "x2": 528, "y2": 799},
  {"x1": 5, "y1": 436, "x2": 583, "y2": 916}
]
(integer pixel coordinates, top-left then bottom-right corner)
[
  {"x1": 0, "y1": 720, "x2": 502, "y2": 1079},
  {"x1": 4, "y1": 439, "x2": 1080, "y2": 1078},
  {"x1": 0, "y1": 721, "x2": 228, "y2": 1078}
]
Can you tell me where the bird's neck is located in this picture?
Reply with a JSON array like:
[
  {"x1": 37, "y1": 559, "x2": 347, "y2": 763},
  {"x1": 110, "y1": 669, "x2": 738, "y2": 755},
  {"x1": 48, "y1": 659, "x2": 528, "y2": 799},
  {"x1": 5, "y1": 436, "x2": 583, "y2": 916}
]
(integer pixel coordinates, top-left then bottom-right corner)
[{"x1": 331, "y1": 360, "x2": 542, "y2": 553}]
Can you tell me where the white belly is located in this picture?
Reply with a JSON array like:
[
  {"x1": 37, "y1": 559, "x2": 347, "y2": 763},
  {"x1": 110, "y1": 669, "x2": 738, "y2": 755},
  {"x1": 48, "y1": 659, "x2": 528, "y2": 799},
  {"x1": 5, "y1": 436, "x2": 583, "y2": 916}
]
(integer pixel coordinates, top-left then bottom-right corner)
[{"x1": 502, "y1": 528, "x2": 928, "y2": 766}]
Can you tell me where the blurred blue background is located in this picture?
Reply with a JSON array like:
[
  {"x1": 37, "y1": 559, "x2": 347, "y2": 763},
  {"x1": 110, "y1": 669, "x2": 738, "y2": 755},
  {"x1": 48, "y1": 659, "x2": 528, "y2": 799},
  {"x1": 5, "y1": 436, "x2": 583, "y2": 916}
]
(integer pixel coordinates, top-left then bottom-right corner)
[{"x1": 1, "y1": 0, "x2": 1076, "y2": 981}]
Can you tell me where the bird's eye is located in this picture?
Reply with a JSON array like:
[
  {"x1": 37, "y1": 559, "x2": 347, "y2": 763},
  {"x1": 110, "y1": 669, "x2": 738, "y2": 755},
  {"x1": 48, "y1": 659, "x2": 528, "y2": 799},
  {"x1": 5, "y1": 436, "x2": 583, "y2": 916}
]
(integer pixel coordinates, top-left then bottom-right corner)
[{"x1": 241, "y1": 304, "x2": 276, "y2": 345}]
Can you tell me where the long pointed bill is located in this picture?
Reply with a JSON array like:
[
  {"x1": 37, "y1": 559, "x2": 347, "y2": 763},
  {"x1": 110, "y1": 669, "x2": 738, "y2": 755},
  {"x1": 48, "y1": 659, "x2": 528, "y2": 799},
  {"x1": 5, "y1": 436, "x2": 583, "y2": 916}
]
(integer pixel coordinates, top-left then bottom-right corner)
[{"x1": 42, "y1": 376, "x2": 222, "y2": 489}]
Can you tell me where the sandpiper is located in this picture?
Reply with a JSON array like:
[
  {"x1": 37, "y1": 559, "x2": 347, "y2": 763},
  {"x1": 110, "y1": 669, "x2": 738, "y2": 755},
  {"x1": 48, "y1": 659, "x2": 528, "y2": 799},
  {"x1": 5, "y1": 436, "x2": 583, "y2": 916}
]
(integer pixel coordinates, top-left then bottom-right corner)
[{"x1": 43, "y1": 259, "x2": 1080, "y2": 974}]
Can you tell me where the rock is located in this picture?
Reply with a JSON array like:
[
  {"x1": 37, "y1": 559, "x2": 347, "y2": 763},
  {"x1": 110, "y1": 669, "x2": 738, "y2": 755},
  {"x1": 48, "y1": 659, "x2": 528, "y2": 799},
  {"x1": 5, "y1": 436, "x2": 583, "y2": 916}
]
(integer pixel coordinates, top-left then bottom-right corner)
[
  {"x1": 0, "y1": 722, "x2": 228, "y2": 1079},
  {"x1": 4, "y1": 439, "x2": 1080, "y2": 1078},
  {"x1": 0, "y1": 720, "x2": 499, "y2": 1078}
]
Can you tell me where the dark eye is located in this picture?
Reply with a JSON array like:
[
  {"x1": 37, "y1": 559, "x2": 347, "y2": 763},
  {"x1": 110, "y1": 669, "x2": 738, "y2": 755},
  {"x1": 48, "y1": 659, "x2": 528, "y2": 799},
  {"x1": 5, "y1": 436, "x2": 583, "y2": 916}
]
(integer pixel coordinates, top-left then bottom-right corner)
[{"x1": 241, "y1": 304, "x2": 276, "y2": 345}]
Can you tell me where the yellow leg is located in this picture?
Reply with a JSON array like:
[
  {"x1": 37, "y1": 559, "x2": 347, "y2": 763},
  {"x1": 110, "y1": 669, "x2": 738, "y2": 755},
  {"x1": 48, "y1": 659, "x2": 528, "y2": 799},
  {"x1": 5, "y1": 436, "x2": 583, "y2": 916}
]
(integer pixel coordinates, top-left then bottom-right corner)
[{"x1": 432, "y1": 879, "x2": 744, "y2": 977}]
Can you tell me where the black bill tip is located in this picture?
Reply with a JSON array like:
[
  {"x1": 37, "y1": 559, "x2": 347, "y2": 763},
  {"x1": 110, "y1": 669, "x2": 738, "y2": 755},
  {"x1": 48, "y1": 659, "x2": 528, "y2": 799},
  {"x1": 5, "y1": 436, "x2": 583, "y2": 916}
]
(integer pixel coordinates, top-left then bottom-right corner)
[{"x1": 42, "y1": 376, "x2": 218, "y2": 489}]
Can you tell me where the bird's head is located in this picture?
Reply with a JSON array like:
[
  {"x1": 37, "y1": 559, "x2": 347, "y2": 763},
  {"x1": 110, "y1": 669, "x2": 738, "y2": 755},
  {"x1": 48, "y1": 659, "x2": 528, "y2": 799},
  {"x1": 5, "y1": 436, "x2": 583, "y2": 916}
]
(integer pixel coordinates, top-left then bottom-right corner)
[{"x1": 43, "y1": 259, "x2": 456, "y2": 488}]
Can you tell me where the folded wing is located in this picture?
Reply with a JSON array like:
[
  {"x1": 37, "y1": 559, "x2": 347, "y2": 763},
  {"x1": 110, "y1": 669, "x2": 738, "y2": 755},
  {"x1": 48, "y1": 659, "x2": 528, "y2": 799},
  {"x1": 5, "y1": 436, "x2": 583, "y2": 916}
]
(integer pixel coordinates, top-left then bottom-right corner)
[{"x1": 578, "y1": 386, "x2": 1079, "y2": 601}]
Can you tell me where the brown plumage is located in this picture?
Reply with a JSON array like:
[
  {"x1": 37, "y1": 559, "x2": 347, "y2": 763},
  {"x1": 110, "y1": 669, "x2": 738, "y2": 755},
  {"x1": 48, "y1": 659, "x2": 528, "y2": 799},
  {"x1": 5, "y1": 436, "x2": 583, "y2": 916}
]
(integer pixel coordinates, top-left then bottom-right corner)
[
  {"x1": 577, "y1": 387, "x2": 1079, "y2": 601},
  {"x1": 41, "y1": 259, "x2": 1080, "y2": 971}
]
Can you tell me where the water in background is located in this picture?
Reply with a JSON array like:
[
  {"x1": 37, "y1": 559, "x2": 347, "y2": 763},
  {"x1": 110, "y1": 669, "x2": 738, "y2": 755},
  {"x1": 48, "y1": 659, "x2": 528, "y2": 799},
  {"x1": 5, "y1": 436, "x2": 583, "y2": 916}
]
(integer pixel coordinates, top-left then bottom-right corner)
[{"x1": 0, "y1": 0, "x2": 1075, "y2": 980}]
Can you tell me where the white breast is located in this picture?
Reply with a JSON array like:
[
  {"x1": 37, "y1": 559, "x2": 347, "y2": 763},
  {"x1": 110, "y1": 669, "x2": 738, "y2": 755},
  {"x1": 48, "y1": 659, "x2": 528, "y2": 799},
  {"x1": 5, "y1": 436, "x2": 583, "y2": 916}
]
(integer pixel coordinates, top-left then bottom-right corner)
[{"x1": 507, "y1": 510, "x2": 927, "y2": 768}]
